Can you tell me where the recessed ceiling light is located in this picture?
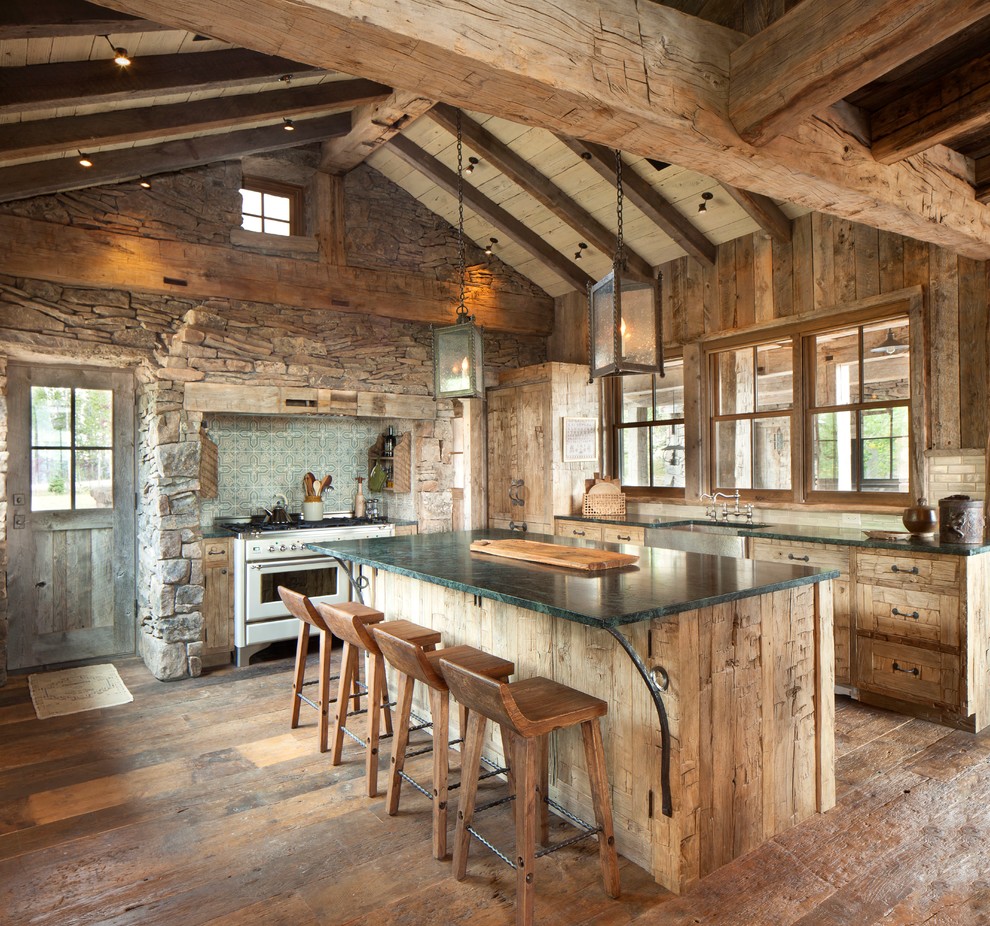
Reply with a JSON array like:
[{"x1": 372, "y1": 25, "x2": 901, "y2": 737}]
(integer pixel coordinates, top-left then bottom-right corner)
[{"x1": 139, "y1": 179, "x2": 152, "y2": 189}]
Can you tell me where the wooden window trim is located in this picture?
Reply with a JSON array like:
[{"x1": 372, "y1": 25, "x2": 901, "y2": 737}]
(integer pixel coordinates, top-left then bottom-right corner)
[{"x1": 241, "y1": 176, "x2": 305, "y2": 237}]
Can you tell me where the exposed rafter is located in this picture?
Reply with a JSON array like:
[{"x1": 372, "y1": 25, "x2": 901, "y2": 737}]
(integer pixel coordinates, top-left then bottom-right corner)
[
  {"x1": 871, "y1": 49, "x2": 990, "y2": 163},
  {"x1": 558, "y1": 136, "x2": 718, "y2": 267},
  {"x1": 429, "y1": 104, "x2": 655, "y2": 282},
  {"x1": 729, "y1": 0, "x2": 990, "y2": 146},
  {"x1": 0, "y1": 0, "x2": 169, "y2": 38},
  {"x1": 0, "y1": 114, "x2": 351, "y2": 203},
  {"x1": 319, "y1": 91, "x2": 436, "y2": 174},
  {"x1": 0, "y1": 49, "x2": 324, "y2": 117},
  {"x1": 0, "y1": 79, "x2": 390, "y2": 167},
  {"x1": 718, "y1": 184, "x2": 792, "y2": 243},
  {"x1": 389, "y1": 134, "x2": 594, "y2": 293}
]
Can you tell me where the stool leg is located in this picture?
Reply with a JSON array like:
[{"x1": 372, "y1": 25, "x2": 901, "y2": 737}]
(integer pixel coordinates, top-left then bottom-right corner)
[
  {"x1": 317, "y1": 628, "x2": 332, "y2": 752},
  {"x1": 537, "y1": 734, "x2": 549, "y2": 846},
  {"x1": 515, "y1": 734, "x2": 539, "y2": 926},
  {"x1": 366, "y1": 652, "x2": 385, "y2": 798},
  {"x1": 453, "y1": 709, "x2": 487, "y2": 881},
  {"x1": 428, "y1": 686, "x2": 450, "y2": 860},
  {"x1": 380, "y1": 661, "x2": 394, "y2": 735},
  {"x1": 386, "y1": 672, "x2": 415, "y2": 816},
  {"x1": 290, "y1": 622, "x2": 310, "y2": 729},
  {"x1": 580, "y1": 719, "x2": 621, "y2": 899},
  {"x1": 331, "y1": 642, "x2": 357, "y2": 766}
]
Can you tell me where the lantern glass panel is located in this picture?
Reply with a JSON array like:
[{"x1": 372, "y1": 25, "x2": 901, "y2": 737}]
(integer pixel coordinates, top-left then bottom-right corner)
[
  {"x1": 434, "y1": 321, "x2": 484, "y2": 398},
  {"x1": 620, "y1": 280, "x2": 658, "y2": 367}
]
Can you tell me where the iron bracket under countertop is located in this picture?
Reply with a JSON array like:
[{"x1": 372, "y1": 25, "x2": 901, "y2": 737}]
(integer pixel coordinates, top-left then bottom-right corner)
[
  {"x1": 603, "y1": 626, "x2": 673, "y2": 818},
  {"x1": 327, "y1": 553, "x2": 371, "y2": 602}
]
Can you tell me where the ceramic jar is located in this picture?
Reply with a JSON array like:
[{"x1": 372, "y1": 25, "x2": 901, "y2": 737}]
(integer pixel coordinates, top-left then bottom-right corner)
[{"x1": 902, "y1": 497, "x2": 937, "y2": 535}]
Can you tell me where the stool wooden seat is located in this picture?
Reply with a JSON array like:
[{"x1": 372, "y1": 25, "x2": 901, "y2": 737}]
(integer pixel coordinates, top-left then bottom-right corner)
[
  {"x1": 315, "y1": 604, "x2": 440, "y2": 797},
  {"x1": 371, "y1": 625, "x2": 514, "y2": 859},
  {"x1": 277, "y1": 587, "x2": 378, "y2": 752},
  {"x1": 438, "y1": 660, "x2": 620, "y2": 926}
]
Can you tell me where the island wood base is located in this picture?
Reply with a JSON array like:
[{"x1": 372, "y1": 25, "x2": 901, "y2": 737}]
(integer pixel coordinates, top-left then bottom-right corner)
[{"x1": 368, "y1": 570, "x2": 835, "y2": 894}]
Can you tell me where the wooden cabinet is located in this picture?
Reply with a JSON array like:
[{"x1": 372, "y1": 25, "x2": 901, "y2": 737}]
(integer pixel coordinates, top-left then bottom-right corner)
[
  {"x1": 852, "y1": 547, "x2": 990, "y2": 731},
  {"x1": 393, "y1": 523, "x2": 418, "y2": 536},
  {"x1": 555, "y1": 520, "x2": 603, "y2": 541},
  {"x1": 487, "y1": 364, "x2": 597, "y2": 536},
  {"x1": 603, "y1": 524, "x2": 645, "y2": 545},
  {"x1": 554, "y1": 518, "x2": 645, "y2": 545},
  {"x1": 201, "y1": 538, "x2": 234, "y2": 667},
  {"x1": 750, "y1": 537, "x2": 854, "y2": 687}
]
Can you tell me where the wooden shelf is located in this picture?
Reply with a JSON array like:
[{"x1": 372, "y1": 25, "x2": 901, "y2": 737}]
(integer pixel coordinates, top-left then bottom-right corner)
[{"x1": 368, "y1": 431, "x2": 411, "y2": 493}]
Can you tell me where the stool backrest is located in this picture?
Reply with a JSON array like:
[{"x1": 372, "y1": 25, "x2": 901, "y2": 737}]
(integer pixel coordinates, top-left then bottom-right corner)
[
  {"x1": 438, "y1": 656, "x2": 523, "y2": 735},
  {"x1": 372, "y1": 626, "x2": 445, "y2": 689},
  {"x1": 278, "y1": 587, "x2": 331, "y2": 634},
  {"x1": 314, "y1": 601, "x2": 378, "y2": 650}
]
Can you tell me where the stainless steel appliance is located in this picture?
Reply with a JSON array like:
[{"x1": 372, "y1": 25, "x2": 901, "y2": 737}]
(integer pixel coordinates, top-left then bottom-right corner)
[{"x1": 221, "y1": 513, "x2": 395, "y2": 666}]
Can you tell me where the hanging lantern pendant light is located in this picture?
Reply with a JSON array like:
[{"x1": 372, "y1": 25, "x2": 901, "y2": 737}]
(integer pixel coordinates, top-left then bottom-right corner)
[
  {"x1": 433, "y1": 111, "x2": 485, "y2": 399},
  {"x1": 588, "y1": 148, "x2": 664, "y2": 379}
]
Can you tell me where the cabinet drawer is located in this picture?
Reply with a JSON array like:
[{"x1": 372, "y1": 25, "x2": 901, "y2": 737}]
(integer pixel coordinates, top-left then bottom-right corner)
[
  {"x1": 555, "y1": 520, "x2": 603, "y2": 541},
  {"x1": 856, "y1": 638, "x2": 959, "y2": 708},
  {"x1": 203, "y1": 540, "x2": 230, "y2": 567},
  {"x1": 749, "y1": 538, "x2": 850, "y2": 576},
  {"x1": 856, "y1": 551, "x2": 959, "y2": 591},
  {"x1": 857, "y1": 584, "x2": 960, "y2": 649},
  {"x1": 603, "y1": 525, "x2": 645, "y2": 545}
]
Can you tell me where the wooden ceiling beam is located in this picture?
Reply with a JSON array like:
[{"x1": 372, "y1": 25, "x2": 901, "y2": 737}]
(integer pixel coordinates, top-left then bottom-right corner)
[
  {"x1": 0, "y1": 48, "x2": 323, "y2": 117},
  {"x1": 719, "y1": 184, "x2": 792, "y2": 243},
  {"x1": 729, "y1": 0, "x2": 990, "y2": 146},
  {"x1": 0, "y1": 0, "x2": 169, "y2": 38},
  {"x1": 71, "y1": 1, "x2": 990, "y2": 258},
  {"x1": 975, "y1": 157, "x2": 990, "y2": 204},
  {"x1": 429, "y1": 104, "x2": 655, "y2": 282},
  {"x1": 319, "y1": 91, "x2": 436, "y2": 173},
  {"x1": 0, "y1": 212, "x2": 552, "y2": 335},
  {"x1": 389, "y1": 134, "x2": 594, "y2": 293},
  {"x1": 0, "y1": 79, "x2": 390, "y2": 167},
  {"x1": 871, "y1": 49, "x2": 990, "y2": 163},
  {"x1": 558, "y1": 136, "x2": 717, "y2": 267},
  {"x1": 0, "y1": 113, "x2": 351, "y2": 203}
]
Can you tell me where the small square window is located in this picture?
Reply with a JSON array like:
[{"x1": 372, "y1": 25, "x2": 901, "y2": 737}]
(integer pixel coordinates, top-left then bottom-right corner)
[{"x1": 239, "y1": 179, "x2": 303, "y2": 237}]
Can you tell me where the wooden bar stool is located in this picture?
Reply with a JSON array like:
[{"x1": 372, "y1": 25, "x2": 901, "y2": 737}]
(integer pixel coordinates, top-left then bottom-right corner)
[
  {"x1": 277, "y1": 586, "x2": 375, "y2": 753},
  {"x1": 315, "y1": 602, "x2": 440, "y2": 797},
  {"x1": 371, "y1": 624, "x2": 515, "y2": 860},
  {"x1": 438, "y1": 659, "x2": 620, "y2": 926}
]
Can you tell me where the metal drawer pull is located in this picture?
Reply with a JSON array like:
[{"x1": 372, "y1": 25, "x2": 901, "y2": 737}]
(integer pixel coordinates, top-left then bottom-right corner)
[
  {"x1": 892, "y1": 662, "x2": 920, "y2": 677},
  {"x1": 617, "y1": 534, "x2": 631, "y2": 541},
  {"x1": 573, "y1": 530, "x2": 586, "y2": 536},
  {"x1": 890, "y1": 564, "x2": 920, "y2": 574},
  {"x1": 649, "y1": 665, "x2": 670, "y2": 691},
  {"x1": 788, "y1": 553, "x2": 810, "y2": 562},
  {"x1": 208, "y1": 549, "x2": 226, "y2": 556},
  {"x1": 891, "y1": 608, "x2": 920, "y2": 620}
]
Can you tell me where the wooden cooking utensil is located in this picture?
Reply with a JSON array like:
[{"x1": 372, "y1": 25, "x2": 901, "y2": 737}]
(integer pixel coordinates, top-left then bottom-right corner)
[{"x1": 304, "y1": 472, "x2": 316, "y2": 496}]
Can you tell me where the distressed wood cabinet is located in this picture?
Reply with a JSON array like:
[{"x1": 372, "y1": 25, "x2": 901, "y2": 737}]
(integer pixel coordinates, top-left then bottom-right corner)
[{"x1": 201, "y1": 538, "x2": 234, "y2": 667}]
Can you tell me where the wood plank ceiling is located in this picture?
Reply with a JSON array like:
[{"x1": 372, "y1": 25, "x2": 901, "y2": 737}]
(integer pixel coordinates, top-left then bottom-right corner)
[{"x1": 2, "y1": 0, "x2": 990, "y2": 301}]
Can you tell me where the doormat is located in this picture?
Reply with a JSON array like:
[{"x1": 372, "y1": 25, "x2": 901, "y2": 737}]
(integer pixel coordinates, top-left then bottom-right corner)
[{"x1": 28, "y1": 664, "x2": 133, "y2": 720}]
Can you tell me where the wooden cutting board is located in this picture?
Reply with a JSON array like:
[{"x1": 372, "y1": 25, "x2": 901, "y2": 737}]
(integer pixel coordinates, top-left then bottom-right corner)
[{"x1": 470, "y1": 538, "x2": 638, "y2": 571}]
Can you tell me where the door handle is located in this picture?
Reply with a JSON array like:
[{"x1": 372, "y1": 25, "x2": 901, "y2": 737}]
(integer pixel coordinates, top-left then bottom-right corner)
[
  {"x1": 891, "y1": 608, "x2": 920, "y2": 620},
  {"x1": 35, "y1": 581, "x2": 46, "y2": 588}
]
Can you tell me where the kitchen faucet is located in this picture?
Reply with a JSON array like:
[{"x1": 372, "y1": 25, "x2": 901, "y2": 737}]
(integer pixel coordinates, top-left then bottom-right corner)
[{"x1": 700, "y1": 490, "x2": 755, "y2": 523}]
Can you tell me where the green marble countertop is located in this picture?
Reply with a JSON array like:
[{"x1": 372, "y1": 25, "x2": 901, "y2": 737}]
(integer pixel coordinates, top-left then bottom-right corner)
[
  {"x1": 556, "y1": 514, "x2": 990, "y2": 556},
  {"x1": 307, "y1": 529, "x2": 837, "y2": 630}
]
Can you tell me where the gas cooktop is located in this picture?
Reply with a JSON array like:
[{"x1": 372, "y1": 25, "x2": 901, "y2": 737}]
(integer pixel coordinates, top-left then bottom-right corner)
[{"x1": 221, "y1": 515, "x2": 387, "y2": 535}]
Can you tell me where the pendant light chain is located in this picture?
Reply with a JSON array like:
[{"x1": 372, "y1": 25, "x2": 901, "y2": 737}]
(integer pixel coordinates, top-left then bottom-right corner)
[
  {"x1": 456, "y1": 111, "x2": 468, "y2": 320},
  {"x1": 614, "y1": 147, "x2": 624, "y2": 263}
]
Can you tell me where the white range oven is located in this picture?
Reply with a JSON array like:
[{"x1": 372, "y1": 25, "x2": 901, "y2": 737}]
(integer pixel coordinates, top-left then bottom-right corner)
[{"x1": 222, "y1": 514, "x2": 395, "y2": 666}]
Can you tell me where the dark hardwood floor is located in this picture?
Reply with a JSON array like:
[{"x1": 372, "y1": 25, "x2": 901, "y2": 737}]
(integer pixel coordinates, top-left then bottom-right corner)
[{"x1": 2, "y1": 649, "x2": 989, "y2": 925}]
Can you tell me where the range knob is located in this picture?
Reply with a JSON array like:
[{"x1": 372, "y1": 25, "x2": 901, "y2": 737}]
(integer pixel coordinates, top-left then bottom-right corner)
[
  {"x1": 268, "y1": 544, "x2": 277, "y2": 552},
  {"x1": 280, "y1": 544, "x2": 287, "y2": 551},
  {"x1": 290, "y1": 543, "x2": 298, "y2": 551}
]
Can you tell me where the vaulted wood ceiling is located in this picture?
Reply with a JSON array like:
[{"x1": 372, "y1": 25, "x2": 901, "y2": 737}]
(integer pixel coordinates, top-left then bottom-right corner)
[{"x1": 3, "y1": 0, "x2": 990, "y2": 300}]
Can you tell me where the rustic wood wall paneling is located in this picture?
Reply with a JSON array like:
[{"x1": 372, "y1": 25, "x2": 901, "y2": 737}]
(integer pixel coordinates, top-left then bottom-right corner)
[
  {"x1": 957, "y1": 258, "x2": 988, "y2": 450},
  {"x1": 734, "y1": 234, "x2": 756, "y2": 329},
  {"x1": 753, "y1": 233, "x2": 774, "y2": 324},
  {"x1": 930, "y1": 246, "x2": 961, "y2": 449},
  {"x1": 878, "y1": 230, "x2": 905, "y2": 294},
  {"x1": 771, "y1": 234, "x2": 794, "y2": 318},
  {"x1": 791, "y1": 214, "x2": 815, "y2": 316},
  {"x1": 833, "y1": 218, "x2": 857, "y2": 306}
]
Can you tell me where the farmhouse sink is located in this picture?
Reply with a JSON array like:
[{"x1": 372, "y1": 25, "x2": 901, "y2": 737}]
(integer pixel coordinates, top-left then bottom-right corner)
[{"x1": 645, "y1": 521, "x2": 769, "y2": 557}]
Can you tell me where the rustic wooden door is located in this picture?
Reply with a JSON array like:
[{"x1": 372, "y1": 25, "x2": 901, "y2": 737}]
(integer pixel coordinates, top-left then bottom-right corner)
[{"x1": 7, "y1": 365, "x2": 136, "y2": 669}]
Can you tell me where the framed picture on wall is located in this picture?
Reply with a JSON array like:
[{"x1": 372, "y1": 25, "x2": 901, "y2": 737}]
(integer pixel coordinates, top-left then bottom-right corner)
[{"x1": 562, "y1": 417, "x2": 597, "y2": 462}]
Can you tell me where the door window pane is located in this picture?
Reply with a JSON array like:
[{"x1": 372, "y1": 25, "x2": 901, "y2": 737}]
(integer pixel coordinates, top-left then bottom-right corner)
[
  {"x1": 32, "y1": 448, "x2": 71, "y2": 511},
  {"x1": 75, "y1": 389, "x2": 113, "y2": 445},
  {"x1": 77, "y1": 449, "x2": 113, "y2": 508},
  {"x1": 31, "y1": 386, "x2": 71, "y2": 446}
]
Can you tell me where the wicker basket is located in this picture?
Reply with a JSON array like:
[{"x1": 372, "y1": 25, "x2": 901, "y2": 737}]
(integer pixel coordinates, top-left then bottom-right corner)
[{"x1": 582, "y1": 491, "x2": 626, "y2": 519}]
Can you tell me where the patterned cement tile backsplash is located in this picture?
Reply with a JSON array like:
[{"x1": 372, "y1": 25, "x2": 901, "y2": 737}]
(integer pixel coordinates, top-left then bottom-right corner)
[{"x1": 200, "y1": 415, "x2": 415, "y2": 524}]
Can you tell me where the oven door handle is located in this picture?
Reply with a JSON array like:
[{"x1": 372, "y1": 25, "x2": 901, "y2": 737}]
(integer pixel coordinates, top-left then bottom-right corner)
[{"x1": 249, "y1": 555, "x2": 335, "y2": 570}]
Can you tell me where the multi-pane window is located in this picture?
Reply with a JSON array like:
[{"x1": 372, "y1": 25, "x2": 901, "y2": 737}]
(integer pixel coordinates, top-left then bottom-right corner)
[
  {"x1": 616, "y1": 361, "x2": 685, "y2": 490},
  {"x1": 240, "y1": 179, "x2": 302, "y2": 236},
  {"x1": 807, "y1": 318, "x2": 910, "y2": 496},
  {"x1": 31, "y1": 386, "x2": 113, "y2": 511},
  {"x1": 710, "y1": 340, "x2": 793, "y2": 492}
]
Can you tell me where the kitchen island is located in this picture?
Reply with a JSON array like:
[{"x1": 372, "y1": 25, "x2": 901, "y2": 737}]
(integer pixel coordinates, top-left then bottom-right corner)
[{"x1": 308, "y1": 530, "x2": 837, "y2": 893}]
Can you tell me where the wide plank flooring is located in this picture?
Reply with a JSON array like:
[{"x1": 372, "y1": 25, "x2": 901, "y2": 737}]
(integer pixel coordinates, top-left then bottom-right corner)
[{"x1": 1, "y1": 650, "x2": 989, "y2": 925}]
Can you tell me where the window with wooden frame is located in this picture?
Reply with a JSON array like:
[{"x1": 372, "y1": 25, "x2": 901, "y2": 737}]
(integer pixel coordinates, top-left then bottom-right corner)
[
  {"x1": 710, "y1": 340, "x2": 793, "y2": 496},
  {"x1": 239, "y1": 178, "x2": 304, "y2": 237},
  {"x1": 805, "y1": 317, "x2": 911, "y2": 501},
  {"x1": 613, "y1": 360, "x2": 685, "y2": 494}
]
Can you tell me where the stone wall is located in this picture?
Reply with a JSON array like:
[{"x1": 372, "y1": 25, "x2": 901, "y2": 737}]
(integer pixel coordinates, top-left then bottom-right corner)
[{"x1": 0, "y1": 155, "x2": 550, "y2": 683}]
